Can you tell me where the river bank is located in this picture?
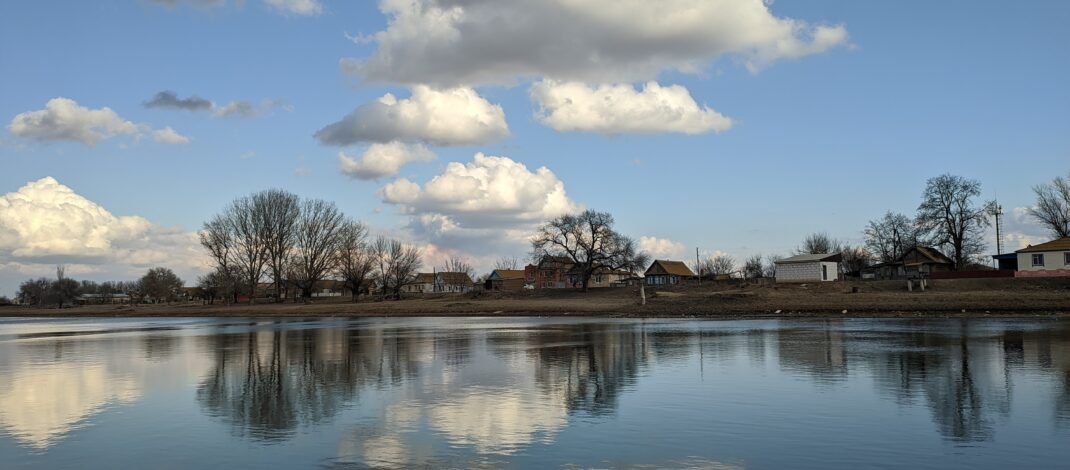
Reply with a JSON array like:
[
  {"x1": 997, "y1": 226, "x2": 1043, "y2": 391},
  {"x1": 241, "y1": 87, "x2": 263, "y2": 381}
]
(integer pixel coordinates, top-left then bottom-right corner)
[{"x1": 3, "y1": 277, "x2": 1069, "y2": 318}]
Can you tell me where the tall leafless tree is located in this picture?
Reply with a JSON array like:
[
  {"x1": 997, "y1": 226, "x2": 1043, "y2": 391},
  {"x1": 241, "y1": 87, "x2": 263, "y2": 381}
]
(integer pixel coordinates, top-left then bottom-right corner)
[
  {"x1": 257, "y1": 189, "x2": 300, "y2": 303},
  {"x1": 378, "y1": 238, "x2": 421, "y2": 300},
  {"x1": 531, "y1": 210, "x2": 649, "y2": 292},
  {"x1": 1029, "y1": 173, "x2": 1070, "y2": 238},
  {"x1": 199, "y1": 214, "x2": 239, "y2": 303},
  {"x1": 290, "y1": 199, "x2": 346, "y2": 301},
  {"x1": 916, "y1": 174, "x2": 990, "y2": 270},
  {"x1": 223, "y1": 195, "x2": 270, "y2": 304},
  {"x1": 864, "y1": 211, "x2": 919, "y2": 263},
  {"x1": 336, "y1": 220, "x2": 376, "y2": 302}
]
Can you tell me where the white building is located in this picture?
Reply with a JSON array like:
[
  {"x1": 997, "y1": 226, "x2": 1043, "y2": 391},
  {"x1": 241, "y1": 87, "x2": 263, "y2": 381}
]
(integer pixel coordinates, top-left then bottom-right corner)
[
  {"x1": 1015, "y1": 237, "x2": 1070, "y2": 278},
  {"x1": 775, "y1": 253, "x2": 841, "y2": 283}
]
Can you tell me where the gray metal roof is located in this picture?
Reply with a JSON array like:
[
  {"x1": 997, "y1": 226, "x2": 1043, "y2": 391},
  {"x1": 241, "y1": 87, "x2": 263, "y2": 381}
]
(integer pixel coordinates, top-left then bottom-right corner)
[{"x1": 776, "y1": 253, "x2": 840, "y2": 264}]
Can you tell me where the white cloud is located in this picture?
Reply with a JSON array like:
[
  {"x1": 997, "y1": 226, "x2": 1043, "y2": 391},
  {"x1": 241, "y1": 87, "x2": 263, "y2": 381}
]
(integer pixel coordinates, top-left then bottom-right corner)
[
  {"x1": 0, "y1": 177, "x2": 208, "y2": 289},
  {"x1": 315, "y1": 86, "x2": 510, "y2": 146},
  {"x1": 338, "y1": 142, "x2": 435, "y2": 181},
  {"x1": 531, "y1": 80, "x2": 733, "y2": 135},
  {"x1": 640, "y1": 236, "x2": 688, "y2": 260},
  {"x1": 380, "y1": 153, "x2": 580, "y2": 261},
  {"x1": 264, "y1": 0, "x2": 322, "y2": 16},
  {"x1": 9, "y1": 97, "x2": 189, "y2": 147},
  {"x1": 152, "y1": 127, "x2": 191, "y2": 145},
  {"x1": 8, "y1": 98, "x2": 139, "y2": 145},
  {"x1": 350, "y1": 0, "x2": 848, "y2": 86}
]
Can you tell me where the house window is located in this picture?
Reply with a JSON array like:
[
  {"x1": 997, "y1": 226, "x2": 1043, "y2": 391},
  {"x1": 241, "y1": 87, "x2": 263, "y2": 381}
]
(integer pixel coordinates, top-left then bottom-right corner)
[
  {"x1": 1032, "y1": 254, "x2": 1045, "y2": 267},
  {"x1": 1064, "y1": 252, "x2": 1070, "y2": 265}
]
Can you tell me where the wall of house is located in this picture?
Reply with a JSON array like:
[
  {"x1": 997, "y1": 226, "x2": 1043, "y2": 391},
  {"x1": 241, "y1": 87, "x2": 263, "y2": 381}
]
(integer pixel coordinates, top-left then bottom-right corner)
[
  {"x1": 776, "y1": 262, "x2": 823, "y2": 282},
  {"x1": 1017, "y1": 251, "x2": 1070, "y2": 272}
]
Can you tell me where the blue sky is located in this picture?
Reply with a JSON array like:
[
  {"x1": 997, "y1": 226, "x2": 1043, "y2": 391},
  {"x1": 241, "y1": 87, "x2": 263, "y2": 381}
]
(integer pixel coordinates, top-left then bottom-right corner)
[{"x1": 1, "y1": 0, "x2": 1068, "y2": 294}]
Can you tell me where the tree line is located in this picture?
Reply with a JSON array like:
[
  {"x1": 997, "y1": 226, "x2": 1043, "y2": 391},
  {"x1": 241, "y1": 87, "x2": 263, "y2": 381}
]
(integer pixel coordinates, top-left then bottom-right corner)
[
  {"x1": 17, "y1": 266, "x2": 184, "y2": 307},
  {"x1": 687, "y1": 171, "x2": 1069, "y2": 278},
  {"x1": 198, "y1": 189, "x2": 424, "y2": 303}
]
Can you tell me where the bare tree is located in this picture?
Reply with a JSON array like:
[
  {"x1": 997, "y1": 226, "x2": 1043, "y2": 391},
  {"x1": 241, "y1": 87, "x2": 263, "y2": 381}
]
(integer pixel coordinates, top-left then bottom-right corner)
[
  {"x1": 494, "y1": 256, "x2": 521, "y2": 270},
  {"x1": 697, "y1": 254, "x2": 736, "y2": 277},
  {"x1": 256, "y1": 189, "x2": 301, "y2": 303},
  {"x1": 916, "y1": 174, "x2": 990, "y2": 270},
  {"x1": 840, "y1": 245, "x2": 873, "y2": 277},
  {"x1": 795, "y1": 232, "x2": 842, "y2": 255},
  {"x1": 743, "y1": 254, "x2": 764, "y2": 279},
  {"x1": 221, "y1": 195, "x2": 270, "y2": 304},
  {"x1": 336, "y1": 220, "x2": 376, "y2": 302},
  {"x1": 371, "y1": 235, "x2": 389, "y2": 299},
  {"x1": 764, "y1": 254, "x2": 782, "y2": 279},
  {"x1": 290, "y1": 199, "x2": 346, "y2": 301},
  {"x1": 379, "y1": 238, "x2": 421, "y2": 300},
  {"x1": 531, "y1": 210, "x2": 649, "y2": 292},
  {"x1": 1029, "y1": 173, "x2": 1070, "y2": 238},
  {"x1": 864, "y1": 211, "x2": 919, "y2": 263}
]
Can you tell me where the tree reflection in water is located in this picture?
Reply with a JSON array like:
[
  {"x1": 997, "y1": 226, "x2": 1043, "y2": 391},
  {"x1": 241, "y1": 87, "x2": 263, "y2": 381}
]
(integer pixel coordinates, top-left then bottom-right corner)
[{"x1": 188, "y1": 318, "x2": 1070, "y2": 456}]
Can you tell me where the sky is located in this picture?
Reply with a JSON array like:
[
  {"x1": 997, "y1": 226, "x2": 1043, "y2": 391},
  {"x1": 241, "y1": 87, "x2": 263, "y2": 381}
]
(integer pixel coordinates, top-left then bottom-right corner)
[{"x1": 0, "y1": 0, "x2": 1068, "y2": 296}]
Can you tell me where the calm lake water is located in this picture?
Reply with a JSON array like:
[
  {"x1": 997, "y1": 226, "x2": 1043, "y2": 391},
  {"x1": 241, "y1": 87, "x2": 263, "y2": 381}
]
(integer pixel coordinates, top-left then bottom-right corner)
[{"x1": 1, "y1": 317, "x2": 1068, "y2": 469}]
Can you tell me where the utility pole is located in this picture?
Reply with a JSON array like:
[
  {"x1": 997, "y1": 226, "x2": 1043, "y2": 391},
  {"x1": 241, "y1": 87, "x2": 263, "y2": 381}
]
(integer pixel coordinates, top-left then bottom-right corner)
[{"x1": 696, "y1": 247, "x2": 701, "y2": 284}]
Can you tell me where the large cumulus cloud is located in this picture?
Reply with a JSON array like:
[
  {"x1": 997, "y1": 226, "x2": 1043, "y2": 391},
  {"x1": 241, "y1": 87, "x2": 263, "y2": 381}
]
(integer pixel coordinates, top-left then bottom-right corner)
[
  {"x1": 348, "y1": 0, "x2": 849, "y2": 87},
  {"x1": 0, "y1": 178, "x2": 208, "y2": 289},
  {"x1": 380, "y1": 153, "x2": 580, "y2": 254}
]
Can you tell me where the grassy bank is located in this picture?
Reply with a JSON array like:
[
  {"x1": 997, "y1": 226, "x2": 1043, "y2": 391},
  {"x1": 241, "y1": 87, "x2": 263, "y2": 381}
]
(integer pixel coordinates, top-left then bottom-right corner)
[{"x1": 3, "y1": 277, "x2": 1069, "y2": 318}]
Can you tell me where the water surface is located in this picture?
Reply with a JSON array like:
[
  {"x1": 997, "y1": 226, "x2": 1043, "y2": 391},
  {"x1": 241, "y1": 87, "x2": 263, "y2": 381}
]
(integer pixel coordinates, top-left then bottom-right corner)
[{"x1": 1, "y1": 316, "x2": 1068, "y2": 469}]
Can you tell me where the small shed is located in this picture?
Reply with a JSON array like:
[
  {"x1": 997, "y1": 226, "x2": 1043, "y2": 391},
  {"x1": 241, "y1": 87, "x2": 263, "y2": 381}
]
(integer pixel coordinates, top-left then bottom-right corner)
[
  {"x1": 775, "y1": 253, "x2": 841, "y2": 283},
  {"x1": 644, "y1": 260, "x2": 696, "y2": 285}
]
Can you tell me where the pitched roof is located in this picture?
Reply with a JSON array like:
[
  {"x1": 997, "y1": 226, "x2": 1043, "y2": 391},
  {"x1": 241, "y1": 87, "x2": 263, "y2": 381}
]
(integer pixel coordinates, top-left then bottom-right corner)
[
  {"x1": 900, "y1": 246, "x2": 953, "y2": 265},
  {"x1": 438, "y1": 272, "x2": 474, "y2": 285},
  {"x1": 645, "y1": 260, "x2": 695, "y2": 277},
  {"x1": 776, "y1": 253, "x2": 842, "y2": 264},
  {"x1": 1017, "y1": 237, "x2": 1070, "y2": 253},
  {"x1": 414, "y1": 273, "x2": 436, "y2": 283},
  {"x1": 490, "y1": 269, "x2": 526, "y2": 280},
  {"x1": 538, "y1": 255, "x2": 574, "y2": 268}
]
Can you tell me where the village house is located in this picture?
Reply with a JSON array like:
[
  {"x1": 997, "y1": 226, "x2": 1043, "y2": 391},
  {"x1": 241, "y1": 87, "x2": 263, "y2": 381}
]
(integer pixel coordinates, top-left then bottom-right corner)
[
  {"x1": 486, "y1": 269, "x2": 529, "y2": 291},
  {"x1": 403, "y1": 273, "x2": 438, "y2": 294},
  {"x1": 566, "y1": 267, "x2": 636, "y2": 288},
  {"x1": 535, "y1": 256, "x2": 574, "y2": 288},
  {"x1": 644, "y1": 260, "x2": 696, "y2": 285},
  {"x1": 402, "y1": 272, "x2": 476, "y2": 294},
  {"x1": 1015, "y1": 237, "x2": 1070, "y2": 277},
  {"x1": 775, "y1": 253, "x2": 841, "y2": 283},
  {"x1": 865, "y1": 246, "x2": 954, "y2": 279}
]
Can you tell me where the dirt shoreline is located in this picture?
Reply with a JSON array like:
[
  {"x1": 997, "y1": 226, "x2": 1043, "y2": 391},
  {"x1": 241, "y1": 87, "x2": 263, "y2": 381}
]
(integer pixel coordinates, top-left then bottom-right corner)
[{"x1": 4, "y1": 277, "x2": 1069, "y2": 319}]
